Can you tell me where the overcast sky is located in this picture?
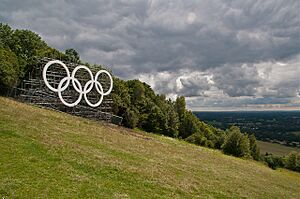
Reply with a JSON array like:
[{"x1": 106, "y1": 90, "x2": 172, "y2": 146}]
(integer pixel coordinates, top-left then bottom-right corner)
[{"x1": 1, "y1": 0, "x2": 300, "y2": 110}]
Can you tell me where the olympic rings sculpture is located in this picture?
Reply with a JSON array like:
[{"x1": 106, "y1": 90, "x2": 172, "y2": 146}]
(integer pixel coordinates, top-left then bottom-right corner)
[{"x1": 42, "y1": 60, "x2": 113, "y2": 108}]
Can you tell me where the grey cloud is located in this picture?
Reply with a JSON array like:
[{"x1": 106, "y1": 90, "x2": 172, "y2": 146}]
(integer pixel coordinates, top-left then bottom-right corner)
[
  {"x1": 0, "y1": 0, "x2": 299, "y2": 109},
  {"x1": 210, "y1": 63, "x2": 262, "y2": 97},
  {"x1": 1, "y1": 0, "x2": 299, "y2": 75},
  {"x1": 138, "y1": 70, "x2": 212, "y2": 98}
]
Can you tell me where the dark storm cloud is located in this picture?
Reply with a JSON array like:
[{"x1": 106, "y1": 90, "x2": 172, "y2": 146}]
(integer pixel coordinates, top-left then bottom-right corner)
[
  {"x1": 210, "y1": 63, "x2": 261, "y2": 97},
  {"x1": 0, "y1": 0, "x2": 299, "y2": 109}
]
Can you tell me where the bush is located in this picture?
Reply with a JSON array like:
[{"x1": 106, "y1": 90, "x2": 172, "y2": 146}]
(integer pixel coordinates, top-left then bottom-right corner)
[
  {"x1": 222, "y1": 126, "x2": 250, "y2": 158},
  {"x1": 0, "y1": 47, "x2": 20, "y2": 95},
  {"x1": 205, "y1": 140, "x2": 215, "y2": 148},
  {"x1": 265, "y1": 155, "x2": 275, "y2": 169},
  {"x1": 249, "y1": 134, "x2": 260, "y2": 160},
  {"x1": 284, "y1": 151, "x2": 300, "y2": 172},
  {"x1": 124, "y1": 109, "x2": 139, "y2": 129},
  {"x1": 186, "y1": 133, "x2": 204, "y2": 146},
  {"x1": 262, "y1": 154, "x2": 284, "y2": 170}
]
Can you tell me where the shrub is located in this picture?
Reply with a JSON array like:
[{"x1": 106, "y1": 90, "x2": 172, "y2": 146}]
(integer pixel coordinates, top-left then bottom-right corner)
[
  {"x1": 124, "y1": 108, "x2": 139, "y2": 129},
  {"x1": 284, "y1": 152, "x2": 300, "y2": 172},
  {"x1": 249, "y1": 134, "x2": 260, "y2": 160},
  {"x1": 222, "y1": 126, "x2": 250, "y2": 158},
  {"x1": 185, "y1": 133, "x2": 204, "y2": 146},
  {"x1": 0, "y1": 47, "x2": 20, "y2": 95}
]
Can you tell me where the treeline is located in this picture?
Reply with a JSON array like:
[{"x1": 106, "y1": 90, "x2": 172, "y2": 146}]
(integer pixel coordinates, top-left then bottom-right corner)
[
  {"x1": 0, "y1": 23, "x2": 82, "y2": 95},
  {"x1": 263, "y1": 152, "x2": 300, "y2": 172},
  {"x1": 1, "y1": 23, "x2": 299, "y2": 172},
  {"x1": 99, "y1": 77, "x2": 300, "y2": 171},
  {"x1": 111, "y1": 77, "x2": 262, "y2": 161}
]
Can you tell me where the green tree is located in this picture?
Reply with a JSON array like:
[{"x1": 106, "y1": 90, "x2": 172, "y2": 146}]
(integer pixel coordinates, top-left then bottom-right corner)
[
  {"x1": 0, "y1": 23, "x2": 13, "y2": 48},
  {"x1": 214, "y1": 129, "x2": 226, "y2": 149},
  {"x1": 127, "y1": 80, "x2": 145, "y2": 105},
  {"x1": 249, "y1": 134, "x2": 260, "y2": 160},
  {"x1": 165, "y1": 105, "x2": 179, "y2": 137},
  {"x1": 124, "y1": 108, "x2": 139, "y2": 128},
  {"x1": 264, "y1": 154, "x2": 284, "y2": 170},
  {"x1": 185, "y1": 133, "x2": 204, "y2": 145},
  {"x1": 65, "y1": 48, "x2": 80, "y2": 62},
  {"x1": 222, "y1": 126, "x2": 250, "y2": 158},
  {"x1": 0, "y1": 48, "x2": 20, "y2": 95},
  {"x1": 285, "y1": 151, "x2": 300, "y2": 172},
  {"x1": 11, "y1": 29, "x2": 48, "y2": 61},
  {"x1": 175, "y1": 96, "x2": 186, "y2": 121},
  {"x1": 265, "y1": 155, "x2": 278, "y2": 170},
  {"x1": 111, "y1": 78, "x2": 131, "y2": 114},
  {"x1": 179, "y1": 111, "x2": 201, "y2": 138}
]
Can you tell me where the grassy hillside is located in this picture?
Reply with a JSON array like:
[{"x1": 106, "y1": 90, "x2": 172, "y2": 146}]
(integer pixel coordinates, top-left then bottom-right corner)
[
  {"x1": 258, "y1": 141, "x2": 300, "y2": 156},
  {"x1": 0, "y1": 97, "x2": 299, "y2": 198}
]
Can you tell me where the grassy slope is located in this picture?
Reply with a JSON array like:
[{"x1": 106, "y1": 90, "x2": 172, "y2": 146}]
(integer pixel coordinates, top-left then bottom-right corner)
[
  {"x1": 257, "y1": 141, "x2": 300, "y2": 156},
  {"x1": 0, "y1": 97, "x2": 299, "y2": 199}
]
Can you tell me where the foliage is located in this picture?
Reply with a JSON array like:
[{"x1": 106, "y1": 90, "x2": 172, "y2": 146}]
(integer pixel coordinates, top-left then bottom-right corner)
[
  {"x1": 284, "y1": 151, "x2": 300, "y2": 172},
  {"x1": 0, "y1": 47, "x2": 20, "y2": 94},
  {"x1": 124, "y1": 108, "x2": 139, "y2": 128},
  {"x1": 264, "y1": 155, "x2": 283, "y2": 170},
  {"x1": 111, "y1": 76, "x2": 228, "y2": 149},
  {"x1": 0, "y1": 23, "x2": 78, "y2": 95},
  {"x1": 249, "y1": 134, "x2": 260, "y2": 160},
  {"x1": 0, "y1": 23, "x2": 14, "y2": 48},
  {"x1": 221, "y1": 126, "x2": 251, "y2": 158},
  {"x1": 65, "y1": 48, "x2": 80, "y2": 62},
  {"x1": 262, "y1": 151, "x2": 300, "y2": 171}
]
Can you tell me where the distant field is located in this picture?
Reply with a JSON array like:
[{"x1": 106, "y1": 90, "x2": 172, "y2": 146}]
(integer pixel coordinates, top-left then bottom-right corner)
[
  {"x1": 292, "y1": 131, "x2": 300, "y2": 136},
  {"x1": 1, "y1": 97, "x2": 300, "y2": 198},
  {"x1": 257, "y1": 141, "x2": 300, "y2": 156},
  {"x1": 194, "y1": 111, "x2": 300, "y2": 147}
]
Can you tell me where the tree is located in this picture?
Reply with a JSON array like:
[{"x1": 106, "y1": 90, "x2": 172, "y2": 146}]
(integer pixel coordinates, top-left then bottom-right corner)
[
  {"x1": 111, "y1": 78, "x2": 131, "y2": 114},
  {"x1": 179, "y1": 111, "x2": 200, "y2": 138},
  {"x1": 124, "y1": 108, "x2": 139, "y2": 128},
  {"x1": 264, "y1": 154, "x2": 284, "y2": 170},
  {"x1": 0, "y1": 23, "x2": 13, "y2": 48},
  {"x1": 222, "y1": 126, "x2": 250, "y2": 158},
  {"x1": 175, "y1": 96, "x2": 186, "y2": 121},
  {"x1": 0, "y1": 47, "x2": 20, "y2": 95},
  {"x1": 65, "y1": 48, "x2": 80, "y2": 62},
  {"x1": 249, "y1": 134, "x2": 260, "y2": 160},
  {"x1": 150, "y1": 105, "x2": 166, "y2": 133},
  {"x1": 11, "y1": 29, "x2": 48, "y2": 61},
  {"x1": 165, "y1": 106, "x2": 179, "y2": 137},
  {"x1": 265, "y1": 155, "x2": 278, "y2": 170},
  {"x1": 214, "y1": 129, "x2": 226, "y2": 149},
  {"x1": 127, "y1": 80, "x2": 145, "y2": 105},
  {"x1": 285, "y1": 151, "x2": 300, "y2": 172},
  {"x1": 186, "y1": 133, "x2": 204, "y2": 145}
]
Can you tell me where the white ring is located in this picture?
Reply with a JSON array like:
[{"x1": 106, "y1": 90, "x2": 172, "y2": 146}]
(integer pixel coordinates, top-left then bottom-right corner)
[
  {"x1": 71, "y1": 65, "x2": 94, "y2": 93},
  {"x1": 84, "y1": 80, "x2": 104, "y2": 107},
  {"x1": 43, "y1": 60, "x2": 70, "y2": 92},
  {"x1": 95, "y1": 70, "x2": 113, "y2": 96},
  {"x1": 43, "y1": 60, "x2": 113, "y2": 108},
  {"x1": 58, "y1": 77, "x2": 83, "y2": 107}
]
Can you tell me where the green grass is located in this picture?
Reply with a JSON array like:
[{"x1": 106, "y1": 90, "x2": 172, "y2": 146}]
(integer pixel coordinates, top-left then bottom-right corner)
[
  {"x1": 257, "y1": 141, "x2": 300, "y2": 156},
  {"x1": 291, "y1": 131, "x2": 300, "y2": 136},
  {"x1": 0, "y1": 97, "x2": 300, "y2": 198}
]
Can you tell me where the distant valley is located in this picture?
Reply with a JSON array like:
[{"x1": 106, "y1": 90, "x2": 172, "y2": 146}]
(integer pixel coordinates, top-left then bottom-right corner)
[{"x1": 194, "y1": 111, "x2": 300, "y2": 150}]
